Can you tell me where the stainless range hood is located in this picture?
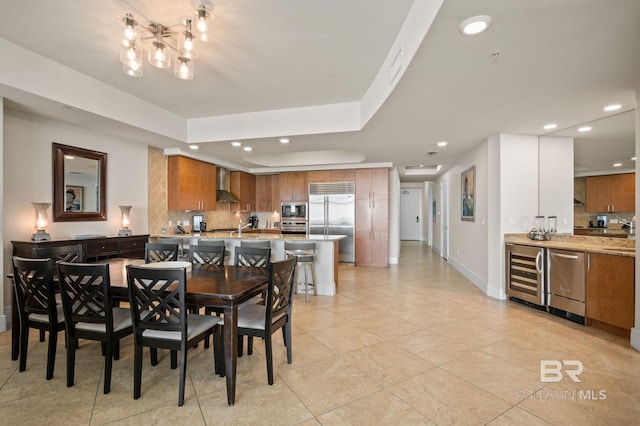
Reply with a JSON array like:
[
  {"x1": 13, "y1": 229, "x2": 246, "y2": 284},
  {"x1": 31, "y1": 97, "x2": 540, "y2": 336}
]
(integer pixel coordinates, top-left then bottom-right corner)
[{"x1": 216, "y1": 167, "x2": 240, "y2": 203}]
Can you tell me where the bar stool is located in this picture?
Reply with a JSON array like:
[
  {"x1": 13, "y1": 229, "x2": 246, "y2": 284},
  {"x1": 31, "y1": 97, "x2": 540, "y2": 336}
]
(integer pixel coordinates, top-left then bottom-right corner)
[{"x1": 284, "y1": 241, "x2": 316, "y2": 301}]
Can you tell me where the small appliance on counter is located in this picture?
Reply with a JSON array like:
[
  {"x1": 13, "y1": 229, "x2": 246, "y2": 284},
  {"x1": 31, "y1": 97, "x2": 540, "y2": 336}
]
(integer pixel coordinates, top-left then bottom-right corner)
[
  {"x1": 192, "y1": 215, "x2": 206, "y2": 232},
  {"x1": 527, "y1": 215, "x2": 551, "y2": 241},
  {"x1": 596, "y1": 215, "x2": 607, "y2": 228},
  {"x1": 248, "y1": 215, "x2": 258, "y2": 229}
]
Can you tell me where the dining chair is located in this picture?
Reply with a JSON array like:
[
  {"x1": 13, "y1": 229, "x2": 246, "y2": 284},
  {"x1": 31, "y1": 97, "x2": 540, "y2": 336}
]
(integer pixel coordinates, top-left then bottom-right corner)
[
  {"x1": 284, "y1": 241, "x2": 317, "y2": 302},
  {"x1": 32, "y1": 244, "x2": 83, "y2": 263},
  {"x1": 198, "y1": 239, "x2": 226, "y2": 247},
  {"x1": 11, "y1": 256, "x2": 65, "y2": 380},
  {"x1": 126, "y1": 265, "x2": 221, "y2": 406},
  {"x1": 223, "y1": 256, "x2": 297, "y2": 385},
  {"x1": 190, "y1": 245, "x2": 225, "y2": 266},
  {"x1": 240, "y1": 240, "x2": 271, "y2": 249},
  {"x1": 31, "y1": 244, "x2": 83, "y2": 342},
  {"x1": 57, "y1": 262, "x2": 133, "y2": 394},
  {"x1": 145, "y1": 242, "x2": 179, "y2": 263},
  {"x1": 234, "y1": 246, "x2": 271, "y2": 268}
]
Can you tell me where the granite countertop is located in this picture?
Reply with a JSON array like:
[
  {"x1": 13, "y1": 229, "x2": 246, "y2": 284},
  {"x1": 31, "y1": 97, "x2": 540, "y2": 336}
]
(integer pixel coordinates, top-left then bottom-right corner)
[
  {"x1": 154, "y1": 232, "x2": 346, "y2": 242},
  {"x1": 505, "y1": 233, "x2": 635, "y2": 257}
]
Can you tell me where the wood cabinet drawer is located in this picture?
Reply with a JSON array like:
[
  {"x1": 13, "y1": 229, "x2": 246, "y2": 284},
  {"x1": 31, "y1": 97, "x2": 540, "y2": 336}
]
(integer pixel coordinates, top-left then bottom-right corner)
[
  {"x1": 120, "y1": 239, "x2": 146, "y2": 251},
  {"x1": 86, "y1": 241, "x2": 119, "y2": 255}
]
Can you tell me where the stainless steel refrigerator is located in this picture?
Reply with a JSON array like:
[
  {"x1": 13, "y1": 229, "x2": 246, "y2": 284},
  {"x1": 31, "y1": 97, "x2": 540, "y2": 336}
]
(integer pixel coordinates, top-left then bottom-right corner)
[{"x1": 309, "y1": 182, "x2": 355, "y2": 263}]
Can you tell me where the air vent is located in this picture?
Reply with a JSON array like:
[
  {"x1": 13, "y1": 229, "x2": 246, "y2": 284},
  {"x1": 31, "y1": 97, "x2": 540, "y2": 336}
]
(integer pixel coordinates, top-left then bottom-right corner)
[{"x1": 427, "y1": 151, "x2": 438, "y2": 156}]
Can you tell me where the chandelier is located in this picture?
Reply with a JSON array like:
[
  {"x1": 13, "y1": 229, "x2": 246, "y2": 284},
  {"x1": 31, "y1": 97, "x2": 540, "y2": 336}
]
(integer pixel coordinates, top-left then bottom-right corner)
[{"x1": 119, "y1": 3, "x2": 212, "y2": 80}]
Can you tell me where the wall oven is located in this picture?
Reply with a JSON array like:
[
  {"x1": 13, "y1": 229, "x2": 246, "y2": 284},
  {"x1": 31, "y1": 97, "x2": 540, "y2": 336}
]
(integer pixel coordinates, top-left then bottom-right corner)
[
  {"x1": 280, "y1": 220, "x2": 308, "y2": 234},
  {"x1": 281, "y1": 202, "x2": 307, "y2": 220},
  {"x1": 505, "y1": 244, "x2": 546, "y2": 307}
]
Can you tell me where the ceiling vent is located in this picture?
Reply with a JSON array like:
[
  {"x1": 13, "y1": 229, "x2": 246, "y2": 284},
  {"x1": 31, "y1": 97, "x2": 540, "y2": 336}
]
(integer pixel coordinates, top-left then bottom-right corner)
[{"x1": 427, "y1": 151, "x2": 438, "y2": 156}]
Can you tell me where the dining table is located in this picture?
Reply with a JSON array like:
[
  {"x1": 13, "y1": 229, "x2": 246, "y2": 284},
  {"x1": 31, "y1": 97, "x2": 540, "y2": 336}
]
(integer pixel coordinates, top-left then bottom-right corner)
[{"x1": 10, "y1": 257, "x2": 269, "y2": 406}]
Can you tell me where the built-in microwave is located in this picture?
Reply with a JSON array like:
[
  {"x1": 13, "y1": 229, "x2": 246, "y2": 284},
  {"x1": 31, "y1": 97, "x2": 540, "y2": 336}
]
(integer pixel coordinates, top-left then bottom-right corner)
[{"x1": 281, "y1": 202, "x2": 307, "y2": 219}]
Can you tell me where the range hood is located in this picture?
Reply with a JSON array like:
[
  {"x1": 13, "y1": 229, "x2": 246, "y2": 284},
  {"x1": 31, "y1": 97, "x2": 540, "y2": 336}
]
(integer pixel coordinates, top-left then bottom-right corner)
[{"x1": 216, "y1": 167, "x2": 240, "y2": 203}]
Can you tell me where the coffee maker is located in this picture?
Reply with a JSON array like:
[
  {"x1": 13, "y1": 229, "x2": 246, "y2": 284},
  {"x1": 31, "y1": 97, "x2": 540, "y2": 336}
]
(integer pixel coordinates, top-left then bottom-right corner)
[
  {"x1": 596, "y1": 215, "x2": 607, "y2": 228},
  {"x1": 248, "y1": 215, "x2": 258, "y2": 229}
]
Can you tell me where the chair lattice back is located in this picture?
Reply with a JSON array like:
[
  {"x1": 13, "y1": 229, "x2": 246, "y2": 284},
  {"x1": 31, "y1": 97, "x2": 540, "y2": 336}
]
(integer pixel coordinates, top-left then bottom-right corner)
[
  {"x1": 57, "y1": 262, "x2": 112, "y2": 327},
  {"x1": 191, "y1": 245, "x2": 225, "y2": 266},
  {"x1": 145, "y1": 243, "x2": 179, "y2": 263},
  {"x1": 234, "y1": 246, "x2": 271, "y2": 268},
  {"x1": 32, "y1": 244, "x2": 83, "y2": 263},
  {"x1": 267, "y1": 256, "x2": 297, "y2": 323},
  {"x1": 126, "y1": 265, "x2": 186, "y2": 334},
  {"x1": 12, "y1": 257, "x2": 56, "y2": 318}
]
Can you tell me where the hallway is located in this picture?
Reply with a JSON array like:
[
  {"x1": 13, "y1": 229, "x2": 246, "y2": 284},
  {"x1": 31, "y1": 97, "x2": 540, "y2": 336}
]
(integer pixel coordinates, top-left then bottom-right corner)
[{"x1": 0, "y1": 241, "x2": 639, "y2": 424}]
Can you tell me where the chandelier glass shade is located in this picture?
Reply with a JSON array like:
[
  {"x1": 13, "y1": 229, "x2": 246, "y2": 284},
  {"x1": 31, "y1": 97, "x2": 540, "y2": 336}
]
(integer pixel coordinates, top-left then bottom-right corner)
[{"x1": 119, "y1": 4, "x2": 212, "y2": 80}]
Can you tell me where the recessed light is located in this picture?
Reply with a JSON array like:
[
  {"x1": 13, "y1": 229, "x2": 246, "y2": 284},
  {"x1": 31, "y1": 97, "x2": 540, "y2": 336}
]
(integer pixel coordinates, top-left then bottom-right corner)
[
  {"x1": 543, "y1": 123, "x2": 557, "y2": 130},
  {"x1": 631, "y1": 157, "x2": 637, "y2": 161},
  {"x1": 437, "y1": 141, "x2": 448, "y2": 147},
  {"x1": 243, "y1": 146, "x2": 253, "y2": 152},
  {"x1": 279, "y1": 138, "x2": 290, "y2": 144},
  {"x1": 231, "y1": 141, "x2": 242, "y2": 147},
  {"x1": 613, "y1": 162, "x2": 623, "y2": 167},
  {"x1": 459, "y1": 15, "x2": 492, "y2": 35},
  {"x1": 189, "y1": 145, "x2": 199, "y2": 150},
  {"x1": 578, "y1": 126, "x2": 592, "y2": 132},
  {"x1": 604, "y1": 104, "x2": 621, "y2": 112}
]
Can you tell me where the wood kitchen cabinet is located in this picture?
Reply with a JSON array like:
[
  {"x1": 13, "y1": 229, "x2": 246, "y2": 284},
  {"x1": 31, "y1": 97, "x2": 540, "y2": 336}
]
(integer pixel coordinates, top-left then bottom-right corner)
[
  {"x1": 167, "y1": 156, "x2": 216, "y2": 211},
  {"x1": 355, "y1": 168, "x2": 389, "y2": 267},
  {"x1": 308, "y1": 169, "x2": 355, "y2": 183},
  {"x1": 586, "y1": 252, "x2": 635, "y2": 336},
  {"x1": 255, "y1": 174, "x2": 279, "y2": 212},
  {"x1": 585, "y1": 173, "x2": 635, "y2": 213},
  {"x1": 230, "y1": 171, "x2": 256, "y2": 211},
  {"x1": 279, "y1": 171, "x2": 308, "y2": 201}
]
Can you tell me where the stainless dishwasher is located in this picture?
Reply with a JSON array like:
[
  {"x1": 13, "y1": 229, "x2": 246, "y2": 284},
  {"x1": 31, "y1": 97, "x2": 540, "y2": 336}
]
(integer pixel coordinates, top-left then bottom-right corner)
[{"x1": 547, "y1": 248, "x2": 585, "y2": 317}]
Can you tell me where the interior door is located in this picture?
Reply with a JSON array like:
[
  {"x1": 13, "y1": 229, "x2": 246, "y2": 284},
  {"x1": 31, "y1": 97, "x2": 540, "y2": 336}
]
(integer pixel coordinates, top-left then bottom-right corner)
[
  {"x1": 400, "y1": 188, "x2": 421, "y2": 240},
  {"x1": 441, "y1": 177, "x2": 449, "y2": 260}
]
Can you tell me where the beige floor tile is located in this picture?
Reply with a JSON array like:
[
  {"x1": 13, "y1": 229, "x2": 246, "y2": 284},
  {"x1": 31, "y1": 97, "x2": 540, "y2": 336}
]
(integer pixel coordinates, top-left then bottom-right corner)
[
  {"x1": 392, "y1": 329, "x2": 477, "y2": 366},
  {"x1": 486, "y1": 406, "x2": 552, "y2": 425},
  {"x1": 317, "y1": 389, "x2": 433, "y2": 425},
  {"x1": 389, "y1": 368, "x2": 512, "y2": 425},
  {"x1": 588, "y1": 340, "x2": 640, "y2": 379},
  {"x1": 311, "y1": 324, "x2": 384, "y2": 354},
  {"x1": 573, "y1": 359, "x2": 640, "y2": 414},
  {"x1": 342, "y1": 341, "x2": 435, "y2": 386},
  {"x1": 518, "y1": 382, "x2": 640, "y2": 425},
  {"x1": 279, "y1": 356, "x2": 382, "y2": 415},
  {"x1": 441, "y1": 351, "x2": 544, "y2": 404}
]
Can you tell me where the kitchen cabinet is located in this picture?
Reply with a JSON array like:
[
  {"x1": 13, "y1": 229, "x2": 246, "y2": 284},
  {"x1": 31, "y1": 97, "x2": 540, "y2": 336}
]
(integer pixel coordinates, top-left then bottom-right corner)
[
  {"x1": 167, "y1": 156, "x2": 216, "y2": 211},
  {"x1": 12, "y1": 235, "x2": 149, "y2": 262},
  {"x1": 586, "y1": 252, "x2": 635, "y2": 336},
  {"x1": 255, "y1": 174, "x2": 279, "y2": 212},
  {"x1": 355, "y1": 168, "x2": 389, "y2": 267},
  {"x1": 308, "y1": 169, "x2": 355, "y2": 183},
  {"x1": 230, "y1": 171, "x2": 255, "y2": 211},
  {"x1": 279, "y1": 171, "x2": 308, "y2": 201},
  {"x1": 585, "y1": 173, "x2": 635, "y2": 213}
]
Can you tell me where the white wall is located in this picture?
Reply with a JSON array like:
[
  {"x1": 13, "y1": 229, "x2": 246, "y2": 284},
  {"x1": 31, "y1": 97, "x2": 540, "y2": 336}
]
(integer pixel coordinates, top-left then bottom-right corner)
[
  {"x1": 0, "y1": 98, "x2": 5, "y2": 330},
  {"x1": 539, "y1": 136, "x2": 574, "y2": 232},
  {"x1": 2, "y1": 109, "x2": 149, "y2": 327}
]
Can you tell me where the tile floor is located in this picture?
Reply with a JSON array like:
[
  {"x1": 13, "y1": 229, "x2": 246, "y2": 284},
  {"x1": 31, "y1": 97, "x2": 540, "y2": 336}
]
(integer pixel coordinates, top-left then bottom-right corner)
[{"x1": 1, "y1": 241, "x2": 639, "y2": 425}]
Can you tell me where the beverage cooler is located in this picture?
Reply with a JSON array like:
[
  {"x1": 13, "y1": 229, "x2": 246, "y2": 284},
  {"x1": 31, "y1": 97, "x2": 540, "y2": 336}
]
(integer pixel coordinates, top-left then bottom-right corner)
[{"x1": 505, "y1": 244, "x2": 546, "y2": 306}]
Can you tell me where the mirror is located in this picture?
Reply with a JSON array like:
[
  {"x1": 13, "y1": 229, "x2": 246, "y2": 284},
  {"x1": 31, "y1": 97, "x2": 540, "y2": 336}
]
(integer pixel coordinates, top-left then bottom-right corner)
[{"x1": 53, "y1": 143, "x2": 107, "y2": 222}]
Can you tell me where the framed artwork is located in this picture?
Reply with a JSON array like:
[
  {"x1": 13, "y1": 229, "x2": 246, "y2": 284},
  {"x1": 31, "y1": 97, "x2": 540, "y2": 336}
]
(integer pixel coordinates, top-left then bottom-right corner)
[
  {"x1": 461, "y1": 166, "x2": 475, "y2": 221},
  {"x1": 65, "y1": 185, "x2": 83, "y2": 212}
]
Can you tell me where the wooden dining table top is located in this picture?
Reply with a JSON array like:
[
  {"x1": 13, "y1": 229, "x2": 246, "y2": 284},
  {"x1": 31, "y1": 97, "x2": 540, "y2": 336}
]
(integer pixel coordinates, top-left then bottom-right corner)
[{"x1": 103, "y1": 258, "x2": 269, "y2": 305}]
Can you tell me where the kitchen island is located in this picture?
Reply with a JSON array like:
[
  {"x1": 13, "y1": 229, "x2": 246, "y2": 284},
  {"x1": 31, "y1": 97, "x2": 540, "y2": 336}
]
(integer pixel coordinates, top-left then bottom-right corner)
[{"x1": 151, "y1": 232, "x2": 346, "y2": 296}]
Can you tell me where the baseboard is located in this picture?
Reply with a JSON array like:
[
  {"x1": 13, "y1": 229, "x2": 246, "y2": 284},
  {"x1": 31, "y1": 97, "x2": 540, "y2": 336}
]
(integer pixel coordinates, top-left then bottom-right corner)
[
  {"x1": 445, "y1": 256, "x2": 505, "y2": 300},
  {"x1": 389, "y1": 257, "x2": 398, "y2": 265},
  {"x1": 0, "y1": 307, "x2": 8, "y2": 333},
  {"x1": 631, "y1": 327, "x2": 640, "y2": 352}
]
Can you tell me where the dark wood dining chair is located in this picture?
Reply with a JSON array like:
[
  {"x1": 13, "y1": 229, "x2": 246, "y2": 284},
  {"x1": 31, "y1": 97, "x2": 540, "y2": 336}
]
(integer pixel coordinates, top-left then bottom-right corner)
[
  {"x1": 12, "y1": 256, "x2": 65, "y2": 380},
  {"x1": 234, "y1": 246, "x2": 271, "y2": 268},
  {"x1": 144, "y1": 242, "x2": 179, "y2": 263},
  {"x1": 220, "y1": 256, "x2": 297, "y2": 384},
  {"x1": 190, "y1": 245, "x2": 225, "y2": 266},
  {"x1": 126, "y1": 265, "x2": 221, "y2": 406},
  {"x1": 240, "y1": 240, "x2": 271, "y2": 248},
  {"x1": 57, "y1": 262, "x2": 133, "y2": 394}
]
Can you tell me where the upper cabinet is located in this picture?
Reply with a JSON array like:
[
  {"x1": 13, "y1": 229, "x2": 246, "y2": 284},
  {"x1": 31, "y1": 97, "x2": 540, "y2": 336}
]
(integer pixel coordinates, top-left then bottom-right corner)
[
  {"x1": 308, "y1": 169, "x2": 355, "y2": 183},
  {"x1": 230, "y1": 171, "x2": 256, "y2": 211},
  {"x1": 167, "y1": 156, "x2": 216, "y2": 211},
  {"x1": 255, "y1": 174, "x2": 279, "y2": 212},
  {"x1": 585, "y1": 173, "x2": 635, "y2": 213},
  {"x1": 279, "y1": 171, "x2": 308, "y2": 201}
]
